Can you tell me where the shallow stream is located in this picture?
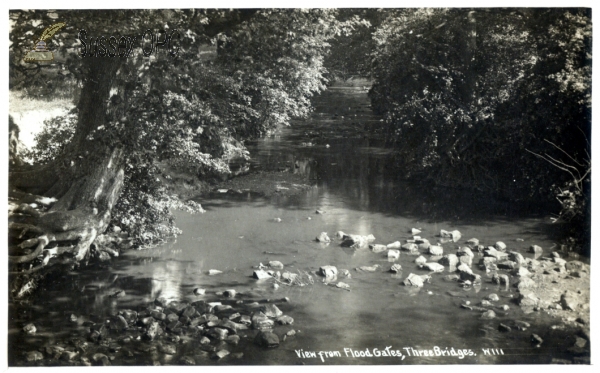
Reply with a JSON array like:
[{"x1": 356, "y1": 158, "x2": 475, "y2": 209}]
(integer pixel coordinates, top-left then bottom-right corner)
[{"x1": 9, "y1": 80, "x2": 571, "y2": 365}]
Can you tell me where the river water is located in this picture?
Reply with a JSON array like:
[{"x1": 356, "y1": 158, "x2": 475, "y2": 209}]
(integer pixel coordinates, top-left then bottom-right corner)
[{"x1": 9, "y1": 80, "x2": 569, "y2": 365}]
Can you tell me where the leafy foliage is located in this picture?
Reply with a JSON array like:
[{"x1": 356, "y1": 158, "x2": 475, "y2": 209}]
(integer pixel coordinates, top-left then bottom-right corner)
[
  {"x1": 369, "y1": 8, "x2": 591, "y2": 251},
  {"x1": 11, "y1": 9, "x2": 354, "y2": 245}
]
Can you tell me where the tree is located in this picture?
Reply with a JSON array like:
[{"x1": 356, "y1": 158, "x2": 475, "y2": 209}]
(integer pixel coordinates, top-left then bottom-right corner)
[{"x1": 8, "y1": 9, "x2": 354, "y2": 281}]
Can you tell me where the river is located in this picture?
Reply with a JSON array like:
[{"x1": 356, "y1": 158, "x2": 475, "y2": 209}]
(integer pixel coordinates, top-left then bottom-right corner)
[{"x1": 8, "y1": 79, "x2": 571, "y2": 366}]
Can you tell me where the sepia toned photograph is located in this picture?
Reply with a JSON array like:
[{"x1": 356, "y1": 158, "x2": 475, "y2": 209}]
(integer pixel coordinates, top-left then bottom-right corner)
[{"x1": 6, "y1": 4, "x2": 592, "y2": 367}]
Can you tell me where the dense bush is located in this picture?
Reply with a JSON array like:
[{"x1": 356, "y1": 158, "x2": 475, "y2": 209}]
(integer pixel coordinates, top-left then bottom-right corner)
[{"x1": 369, "y1": 9, "x2": 591, "y2": 251}]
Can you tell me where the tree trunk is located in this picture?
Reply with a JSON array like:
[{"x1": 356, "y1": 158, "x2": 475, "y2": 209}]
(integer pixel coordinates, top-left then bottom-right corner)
[{"x1": 9, "y1": 56, "x2": 126, "y2": 277}]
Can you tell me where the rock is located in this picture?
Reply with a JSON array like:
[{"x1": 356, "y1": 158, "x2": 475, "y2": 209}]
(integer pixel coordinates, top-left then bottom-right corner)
[
  {"x1": 486, "y1": 294, "x2": 499, "y2": 302},
  {"x1": 260, "y1": 304, "x2": 283, "y2": 318},
  {"x1": 335, "y1": 231, "x2": 346, "y2": 239},
  {"x1": 222, "y1": 289, "x2": 237, "y2": 298},
  {"x1": 155, "y1": 297, "x2": 169, "y2": 307},
  {"x1": 516, "y1": 277, "x2": 537, "y2": 290},
  {"x1": 552, "y1": 251, "x2": 561, "y2": 258},
  {"x1": 403, "y1": 273, "x2": 424, "y2": 287},
  {"x1": 207, "y1": 327, "x2": 229, "y2": 340},
  {"x1": 466, "y1": 238, "x2": 479, "y2": 245},
  {"x1": 151, "y1": 310, "x2": 167, "y2": 321},
  {"x1": 494, "y1": 241, "x2": 507, "y2": 251},
  {"x1": 200, "y1": 336, "x2": 211, "y2": 345},
  {"x1": 428, "y1": 245, "x2": 443, "y2": 256},
  {"x1": 387, "y1": 249, "x2": 400, "y2": 259},
  {"x1": 251, "y1": 313, "x2": 275, "y2": 330},
  {"x1": 509, "y1": 252, "x2": 526, "y2": 266},
  {"x1": 444, "y1": 274, "x2": 460, "y2": 281},
  {"x1": 481, "y1": 310, "x2": 496, "y2": 319},
  {"x1": 411, "y1": 228, "x2": 422, "y2": 235},
  {"x1": 145, "y1": 321, "x2": 161, "y2": 341},
  {"x1": 390, "y1": 264, "x2": 402, "y2": 273},
  {"x1": 341, "y1": 234, "x2": 374, "y2": 248},
  {"x1": 80, "y1": 357, "x2": 92, "y2": 366},
  {"x1": 561, "y1": 290, "x2": 580, "y2": 311},
  {"x1": 316, "y1": 232, "x2": 331, "y2": 243},
  {"x1": 417, "y1": 239, "x2": 431, "y2": 250},
  {"x1": 498, "y1": 260, "x2": 518, "y2": 270},
  {"x1": 460, "y1": 271, "x2": 481, "y2": 284},
  {"x1": 226, "y1": 335, "x2": 241, "y2": 345},
  {"x1": 385, "y1": 241, "x2": 401, "y2": 249},
  {"x1": 565, "y1": 260, "x2": 588, "y2": 272},
  {"x1": 214, "y1": 305, "x2": 233, "y2": 313},
  {"x1": 369, "y1": 244, "x2": 387, "y2": 253},
  {"x1": 531, "y1": 334, "x2": 543, "y2": 346},
  {"x1": 356, "y1": 264, "x2": 380, "y2": 272},
  {"x1": 92, "y1": 353, "x2": 111, "y2": 366},
  {"x1": 529, "y1": 245, "x2": 543, "y2": 255},
  {"x1": 554, "y1": 257, "x2": 567, "y2": 266},
  {"x1": 500, "y1": 305, "x2": 510, "y2": 311},
  {"x1": 208, "y1": 269, "x2": 223, "y2": 276},
  {"x1": 335, "y1": 282, "x2": 351, "y2": 290},
  {"x1": 513, "y1": 267, "x2": 531, "y2": 277},
  {"x1": 519, "y1": 291, "x2": 539, "y2": 307},
  {"x1": 277, "y1": 315, "x2": 294, "y2": 325},
  {"x1": 458, "y1": 255, "x2": 473, "y2": 267},
  {"x1": 25, "y1": 351, "x2": 44, "y2": 362},
  {"x1": 484, "y1": 247, "x2": 509, "y2": 260},
  {"x1": 438, "y1": 254, "x2": 459, "y2": 272},
  {"x1": 180, "y1": 356, "x2": 196, "y2": 365},
  {"x1": 510, "y1": 320, "x2": 531, "y2": 331},
  {"x1": 457, "y1": 247, "x2": 474, "y2": 259},
  {"x1": 268, "y1": 261, "x2": 284, "y2": 269},
  {"x1": 159, "y1": 344, "x2": 177, "y2": 355},
  {"x1": 415, "y1": 255, "x2": 427, "y2": 265},
  {"x1": 481, "y1": 300, "x2": 493, "y2": 307},
  {"x1": 440, "y1": 229, "x2": 461, "y2": 242},
  {"x1": 253, "y1": 269, "x2": 272, "y2": 280},
  {"x1": 254, "y1": 331, "x2": 280, "y2": 348},
  {"x1": 498, "y1": 324, "x2": 512, "y2": 332},
  {"x1": 212, "y1": 350, "x2": 230, "y2": 359},
  {"x1": 109, "y1": 315, "x2": 128, "y2": 330},
  {"x1": 480, "y1": 257, "x2": 498, "y2": 267},
  {"x1": 22, "y1": 323, "x2": 36, "y2": 335},
  {"x1": 119, "y1": 309, "x2": 138, "y2": 323},
  {"x1": 319, "y1": 265, "x2": 338, "y2": 278},
  {"x1": 193, "y1": 288, "x2": 206, "y2": 295},
  {"x1": 401, "y1": 243, "x2": 418, "y2": 251},
  {"x1": 281, "y1": 272, "x2": 298, "y2": 282},
  {"x1": 315, "y1": 210, "x2": 325, "y2": 214},
  {"x1": 420, "y1": 262, "x2": 444, "y2": 273},
  {"x1": 457, "y1": 263, "x2": 473, "y2": 275}
]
